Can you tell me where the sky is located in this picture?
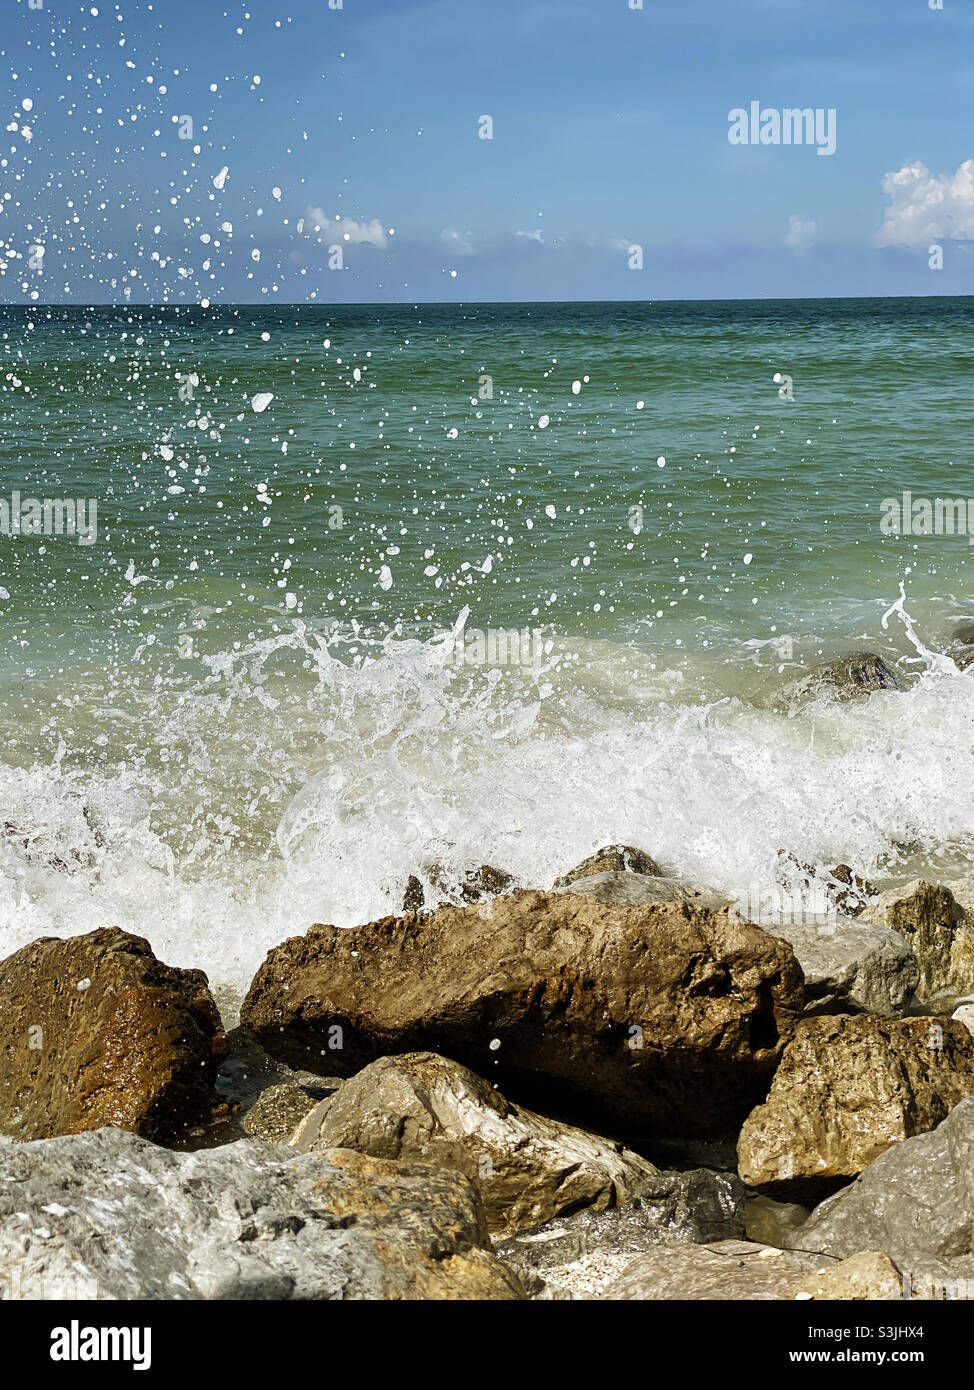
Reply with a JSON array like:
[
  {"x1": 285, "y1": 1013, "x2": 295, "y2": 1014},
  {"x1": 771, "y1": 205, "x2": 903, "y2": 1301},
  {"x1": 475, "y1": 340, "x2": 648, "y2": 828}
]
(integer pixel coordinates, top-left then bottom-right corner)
[{"x1": 1, "y1": 0, "x2": 973, "y2": 303}]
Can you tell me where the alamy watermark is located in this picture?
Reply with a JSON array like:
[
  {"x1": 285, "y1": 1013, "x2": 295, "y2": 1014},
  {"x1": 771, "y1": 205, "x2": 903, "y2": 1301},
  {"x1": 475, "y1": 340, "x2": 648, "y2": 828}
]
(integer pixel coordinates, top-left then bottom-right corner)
[
  {"x1": 728, "y1": 102, "x2": 837, "y2": 156},
  {"x1": 0, "y1": 492, "x2": 97, "y2": 545},
  {"x1": 435, "y1": 626, "x2": 548, "y2": 669},
  {"x1": 881, "y1": 492, "x2": 974, "y2": 543}
]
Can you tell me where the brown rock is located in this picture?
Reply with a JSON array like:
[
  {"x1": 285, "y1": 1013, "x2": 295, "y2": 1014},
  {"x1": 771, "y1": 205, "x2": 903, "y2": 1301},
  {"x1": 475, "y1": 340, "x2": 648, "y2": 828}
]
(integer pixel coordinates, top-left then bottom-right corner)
[
  {"x1": 789, "y1": 1251, "x2": 903, "y2": 1301},
  {"x1": 241, "y1": 891, "x2": 803, "y2": 1142},
  {"x1": 554, "y1": 844, "x2": 662, "y2": 887},
  {"x1": 781, "y1": 652, "x2": 903, "y2": 709},
  {"x1": 0, "y1": 927, "x2": 226, "y2": 1144},
  {"x1": 290, "y1": 1051, "x2": 657, "y2": 1234},
  {"x1": 738, "y1": 1015, "x2": 974, "y2": 1202},
  {"x1": 866, "y1": 880, "x2": 974, "y2": 1001},
  {"x1": 402, "y1": 863, "x2": 516, "y2": 912}
]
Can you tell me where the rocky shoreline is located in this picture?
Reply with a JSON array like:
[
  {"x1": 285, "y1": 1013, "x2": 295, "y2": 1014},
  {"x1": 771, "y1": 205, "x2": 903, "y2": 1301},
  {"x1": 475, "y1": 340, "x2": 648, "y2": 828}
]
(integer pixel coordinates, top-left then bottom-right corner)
[{"x1": 3, "y1": 652, "x2": 974, "y2": 1301}]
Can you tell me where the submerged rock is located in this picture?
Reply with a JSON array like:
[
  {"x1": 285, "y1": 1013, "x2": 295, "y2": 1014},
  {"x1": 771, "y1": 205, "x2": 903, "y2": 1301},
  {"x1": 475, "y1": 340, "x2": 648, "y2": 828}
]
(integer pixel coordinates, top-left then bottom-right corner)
[
  {"x1": 787, "y1": 1097, "x2": 974, "y2": 1282},
  {"x1": 241, "y1": 891, "x2": 803, "y2": 1142},
  {"x1": 600, "y1": 1240, "x2": 822, "y2": 1300},
  {"x1": 781, "y1": 652, "x2": 903, "y2": 710},
  {"x1": 738, "y1": 1015, "x2": 974, "y2": 1202},
  {"x1": 0, "y1": 1127, "x2": 524, "y2": 1300},
  {"x1": 0, "y1": 928, "x2": 225, "y2": 1145},
  {"x1": 291, "y1": 1051, "x2": 655, "y2": 1234},
  {"x1": 554, "y1": 844, "x2": 662, "y2": 887},
  {"x1": 495, "y1": 1167, "x2": 745, "y2": 1298}
]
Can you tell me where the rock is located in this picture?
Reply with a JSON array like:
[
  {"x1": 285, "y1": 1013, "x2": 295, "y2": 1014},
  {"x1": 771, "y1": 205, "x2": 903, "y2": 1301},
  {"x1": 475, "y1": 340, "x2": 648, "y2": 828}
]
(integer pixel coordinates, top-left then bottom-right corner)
[
  {"x1": 600, "y1": 1239, "x2": 822, "y2": 1300},
  {"x1": 781, "y1": 652, "x2": 903, "y2": 709},
  {"x1": 952, "y1": 1001, "x2": 974, "y2": 1037},
  {"x1": 0, "y1": 927, "x2": 225, "y2": 1145},
  {"x1": 789, "y1": 1251, "x2": 904, "y2": 1301},
  {"x1": 776, "y1": 853, "x2": 876, "y2": 918},
  {"x1": 554, "y1": 844, "x2": 662, "y2": 887},
  {"x1": 744, "y1": 1193, "x2": 810, "y2": 1248},
  {"x1": 557, "y1": 871, "x2": 731, "y2": 911},
  {"x1": 761, "y1": 918, "x2": 917, "y2": 1018},
  {"x1": 947, "y1": 621, "x2": 974, "y2": 671},
  {"x1": 290, "y1": 1051, "x2": 655, "y2": 1234},
  {"x1": 864, "y1": 880, "x2": 974, "y2": 1002},
  {"x1": 242, "y1": 1083, "x2": 325, "y2": 1144},
  {"x1": 787, "y1": 1097, "x2": 974, "y2": 1282},
  {"x1": 0, "y1": 1127, "x2": 524, "y2": 1300},
  {"x1": 738, "y1": 1015, "x2": 974, "y2": 1202},
  {"x1": 495, "y1": 1167, "x2": 745, "y2": 1298},
  {"x1": 401, "y1": 863, "x2": 516, "y2": 912},
  {"x1": 241, "y1": 891, "x2": 804, "y2": 1142},
  {"x1": 829, "y1": 864, "x2": 877, "y2": 917}
]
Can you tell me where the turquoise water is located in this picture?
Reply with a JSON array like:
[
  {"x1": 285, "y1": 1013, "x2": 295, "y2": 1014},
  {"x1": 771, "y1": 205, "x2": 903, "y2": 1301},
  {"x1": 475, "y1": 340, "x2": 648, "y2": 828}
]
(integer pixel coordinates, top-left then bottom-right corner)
[{"x1": 1, "y1": 296, "x2": 973, "y2": 992}]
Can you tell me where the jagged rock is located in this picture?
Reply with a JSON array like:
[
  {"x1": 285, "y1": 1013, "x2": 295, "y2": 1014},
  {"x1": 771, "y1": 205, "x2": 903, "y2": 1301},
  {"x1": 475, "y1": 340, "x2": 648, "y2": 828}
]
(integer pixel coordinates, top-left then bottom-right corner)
[
  {"x1": 787, "y1": 1098, "x2": 974, "y2": 1283},
  {"x1": 495, "y1": 1168, "x2": 745, "y2": 1298},
  {"x1": 291, "y1": 1051, "x2": 654, "y2": 1234},
  {"x1": 790, "y1": 1251, "x2": 904, "y2": 1301},
  {"x1": 558, "y1": 871, "x2": 730, "y2": 911},
  {"x1": 554, "y1": 844, "x2": 662, "y2": 887},
  {"x1": 401, "y1": 863, "x2": 516, "y2": 912},
  {"x1": 242, "y1": 1083, "x2": 325, "y2": 1144},
  {"x1": 600, "y1": 1240, "x2": 822, "y2": 1300},
  {"x1": 241, "y1": 891, "x2": 803, "y2": 1142},
  {"x1": 0, "y1": 928, "x2": 225, "y2": 1144},
  {"x1": 738, "y1": 1015, "x2": 974, "y2": 1202},
  {"x1": 762, "y1": 918, "x2": 917, "y2": 1018},
  {"x1": 0, "y1": 1127, "x2": 524, "y2": 1300},
  {"x1": 781, "y1": 652, "x2": 903, "y2": 710},
  {"x1": 864, "y1": 880, "x2": 974, "y2": 1002}
]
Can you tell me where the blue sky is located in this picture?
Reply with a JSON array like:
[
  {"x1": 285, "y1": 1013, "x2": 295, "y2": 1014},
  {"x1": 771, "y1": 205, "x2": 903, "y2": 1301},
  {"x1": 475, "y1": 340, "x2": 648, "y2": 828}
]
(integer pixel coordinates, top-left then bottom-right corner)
[{"x1": 2, "y1": 0, "x2": 973, "y2": 302}]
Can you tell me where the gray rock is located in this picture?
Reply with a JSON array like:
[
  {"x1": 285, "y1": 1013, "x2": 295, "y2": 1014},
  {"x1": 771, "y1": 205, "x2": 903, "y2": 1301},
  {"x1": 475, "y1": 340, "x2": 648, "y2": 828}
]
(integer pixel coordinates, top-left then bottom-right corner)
[
  {"x1": 557, "y1": 871, "x2": 731, "y2": 911},
  {"x1": 781, "y1": 652, "x2": 903, "y2": 710},
  {"x1": 291, "y1": 1051, "x2": 655, "y2": 1235},
  {"x1": 241, "y1": 1083, "x2": 324, "y2": 1144},
  {"x1": 863, "y1": 880, "x2": 974, "y2": 1003},
  {"x1": 600, "y1": 1240, "x2": 824, "y2": 1300},
  {"x1": 0, "y1": 1127, "x2": 524, "y2": 1300},
  {"x1": 786, "y1": 1096, "x2": 974, "y2": 1277},
  {"x1": 494, "y1": 1167, "x2": 746, "y2": 1298},
  {"x1": 762, "y1": 918, "x2": 918, "y2": 1018}
]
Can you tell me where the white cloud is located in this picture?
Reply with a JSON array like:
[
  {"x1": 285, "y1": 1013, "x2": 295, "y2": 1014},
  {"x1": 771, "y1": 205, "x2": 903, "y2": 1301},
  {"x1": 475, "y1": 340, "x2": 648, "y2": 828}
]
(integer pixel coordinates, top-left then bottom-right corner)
[
  {"x1": 875, "y1": 159, "x2": 974, "y2": 249},
  {"x1": 515, "y1": 228, "x2": 544, "y2": 244},
  {"x1": 441, "y1": 227, "x2": 476, "y2": 255},
  {"x1": 784, "y1": 214, "x2": 816, "y2": 256},
  {"x1": 302, "y1": 208, "x2": 390, "y2": 249}
]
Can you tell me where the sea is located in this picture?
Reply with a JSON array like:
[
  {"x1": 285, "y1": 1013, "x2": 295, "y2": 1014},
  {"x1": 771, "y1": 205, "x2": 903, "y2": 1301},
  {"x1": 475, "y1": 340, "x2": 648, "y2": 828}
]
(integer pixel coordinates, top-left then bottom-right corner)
[{"x1": 1, "y1": 295, "x2": 972, "y2": 1002}]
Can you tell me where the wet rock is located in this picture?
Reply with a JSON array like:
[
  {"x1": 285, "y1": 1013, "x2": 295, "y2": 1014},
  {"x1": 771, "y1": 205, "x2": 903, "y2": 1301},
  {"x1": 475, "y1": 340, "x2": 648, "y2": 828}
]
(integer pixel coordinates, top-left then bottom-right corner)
[
  {"x1": 781, "y1": 652, "x2": 903, "y2": 709},
  {"x1": 495, "y1": 1167, "x2": 745, "y2": 1298},
  {"x1": 790, "y1": 1251, "x2": 904, "y2": 1301},
  {"x1": 738, "y1": 1015, "x2": 974, "y2": 1202},
  {"x1": 558, "y1": 871, "x2": 731, "y2": 911},
  {"x1": 947, "y1": 620, "x2": 974, "y2": 672},
  {"x1": 762, "y1": 918, "x2": 917, "y2": 1018},
  {"x1": 242, "y1": 1083, "x2": 325, "y2": 1144},
  {"x1": 0, "y1": 927, "x2": 225, "y2": 1145},
  {"x1": 0, "y1": 1127, "x2": 524, "y2": 1300},
  {"x1": 241, "y1": 891, "x2": 803, "y2": 1142},
  {"x1": 401, "y1": 863, "x2": 517, "y2": 912},
  {"x1": 291, "y1": 1051, "x2": 655, "y2": 1234},
  {"x1": 787, "y1": 1097, "x2": 974, "y2": 1281},
  {"x1": 864, "y1": 880, "x2": 974, "y2": 1003},
  {"x1": 554, "y1": 844, "x2": 662, "y2": 887},
  {"x1": 600, "y1": 1239, "x2": 822, "y2": 1300},
  {"x1": 776, "y1": 853, "x2": 876, "y2": 918}
]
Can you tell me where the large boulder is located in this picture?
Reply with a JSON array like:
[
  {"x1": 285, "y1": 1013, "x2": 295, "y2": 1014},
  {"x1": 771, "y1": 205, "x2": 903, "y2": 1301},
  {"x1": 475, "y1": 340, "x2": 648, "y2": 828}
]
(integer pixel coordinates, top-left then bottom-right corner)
[
  {"x1": 864, "y1": 880, "x2": 974, "y2": 1002},
  {"x1": 0, "y1": 928, "x2": 225, "y2": 1144},
  {"x1": 291, "y1": 1052, "x2": 655, "y2": 1234},
  {"x1": 600, "y1": 1240, "x2": 822, "y2": 1300},
  {"x1": 763, "y1": 918, "x2": 917, "y2": 1018},
  {"x1": 787, "y1": 1097, "x2": 974, "y2": 1285},
  {"x1": 780, "y1": 652, "x2": 903, "y2": 710},
  {"x1": 554, "y1": 844, "x2": 662, "y2": 887},
  {"x1": 241, "y1": 891, "x2": 804, "y2": 1142},
  {"x1": 0, "y1": 1127, "x2": 524, "y2": 1300},
  {"x1": 738, "y1": 1015, "x2": 974, "y2": 1202},
  {"x1": 495, "y1": 1167, "x2": 745, "y2": 1298}
]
